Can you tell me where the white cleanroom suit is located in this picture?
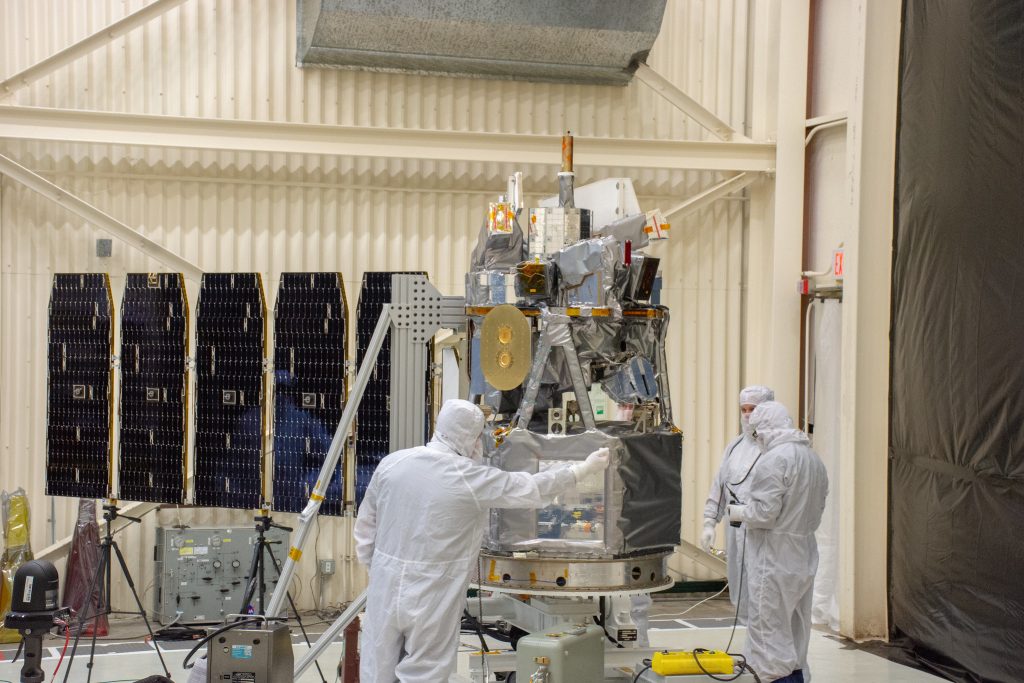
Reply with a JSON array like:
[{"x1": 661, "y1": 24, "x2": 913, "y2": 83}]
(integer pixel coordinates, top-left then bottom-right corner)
[
  {"x1": 727, "y1": 401, "x2": 828, "y2": 683},
  {"x1": 701, "y1": 385, "x2": 775, "y2": 618},
  {"x1": 354, "y1": 399, "x2": 609, "y2": 682}
]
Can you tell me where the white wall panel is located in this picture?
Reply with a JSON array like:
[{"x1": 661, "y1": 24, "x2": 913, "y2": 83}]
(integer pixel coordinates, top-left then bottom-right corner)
[
  {"x1": 0, "y1": 0, "x2": 751, "y2": 606},
  {"x1": 0, "y1": 0, "x2": 748, "y2": 139}
]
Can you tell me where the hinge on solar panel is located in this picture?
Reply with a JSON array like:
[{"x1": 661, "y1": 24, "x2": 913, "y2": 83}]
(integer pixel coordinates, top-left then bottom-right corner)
[
  {"x1": 344, "y1": 359, "x2": 356, "y2": 376},
  {"x1": 185, "y1": 355, "x2": 196, "y2": 371},
  {"x1": 263, "y1": 357, "x2": 273, "y2": 374},
  {"x1": 110, "y1": 353, "x2": 120, "y2": 369},
  {"x1": 430, "y1": 362, "x2": 443, "y2": 377}
]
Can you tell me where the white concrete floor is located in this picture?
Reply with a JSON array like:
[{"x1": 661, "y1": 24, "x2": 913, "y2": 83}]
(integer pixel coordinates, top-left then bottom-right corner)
[{"x1": 0, "y1": 604, "x2": 947, "y2": 683}]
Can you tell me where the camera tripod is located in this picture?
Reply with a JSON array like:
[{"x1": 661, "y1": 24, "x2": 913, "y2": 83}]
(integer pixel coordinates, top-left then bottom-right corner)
[
  {"x1": 238, "y1": 512, "x2": 327, "y2": 683},
  {"x1": 61, "y1": 503, "x2": 169, "y2": 683}
]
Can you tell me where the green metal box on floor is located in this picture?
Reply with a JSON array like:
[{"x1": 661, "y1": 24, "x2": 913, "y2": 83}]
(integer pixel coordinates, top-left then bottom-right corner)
[{"x1": 515, "y1": 623, "x2": 604, "y2": 682}]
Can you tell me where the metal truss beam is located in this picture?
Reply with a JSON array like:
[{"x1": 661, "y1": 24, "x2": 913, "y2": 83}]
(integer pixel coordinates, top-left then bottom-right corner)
[
  {"x1": 0, "y1": 106, "x2": 776, "y2": 173},
  {"x1": 663, "y1": 172, "x2": 760, "y2": 220},
  {"x1": 0, "y1": 153, "x2": 203, "y2": 279},
  {"x1": 0, "y1": 0, "x2": 189, "y2": 99},
  {"x1": 633, "y1": 62, "x2": 747, "y2": 142}
]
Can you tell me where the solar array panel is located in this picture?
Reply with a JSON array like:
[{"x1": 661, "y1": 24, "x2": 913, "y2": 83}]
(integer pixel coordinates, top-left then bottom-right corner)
[
  {"x1": 272, "y1": 273, "x2": 347, "y2": 516},
  {"x1": 354, "y1": 272, "x2": 432, "y2": 505},
  {"x1": 45, "y1": 273, "x2": 114, "y2": 499},
  {"x1": 193, "y1": 273, "x2": 267, "y2": 510},
  {"x1": 44, "y1": 270, "x2": 440, "y2": 512},
  {"x1": 118, "y1": 273, "x2": 189, "y2": 504}
]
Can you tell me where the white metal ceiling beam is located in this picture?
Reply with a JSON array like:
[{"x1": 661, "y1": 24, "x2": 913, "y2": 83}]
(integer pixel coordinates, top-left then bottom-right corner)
[
  {"x1": 0, "y1": 153, "x2": 203, "y2": 279},
  {"x1": 633, "y1": 62, "x2": 747, "y2": 142},
  {"x1": 0, "y1": 0, "x2": 190, "y2": 100},
  {"x1": 662, "y1": 172, "x2": 759, "y2": 220},
  {"x1": 0, "y1": 106, "x2": 776, "y2": 173}
]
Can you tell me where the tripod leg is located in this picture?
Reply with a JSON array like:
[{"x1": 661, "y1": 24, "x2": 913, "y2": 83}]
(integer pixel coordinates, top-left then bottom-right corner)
[
  {"x1": 265, "y1": 543, "x2": 329, "y2": 683},
  {"x1": 239, "y1": 533, "x2": 262, "y2": 616},
  {"x1": 82, "y1": 542, "x2": 110, "y2": 683},
  {"x1": 62, "y1": 540, "x2": 108, "y2": 683},
  {"x1": 112, "y1": 540, "x2": 170, "y2": 678}
]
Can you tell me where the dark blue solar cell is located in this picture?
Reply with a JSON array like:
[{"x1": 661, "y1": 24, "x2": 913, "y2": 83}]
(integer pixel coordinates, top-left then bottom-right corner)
[
  {"x1": 46, "y1": 273, "x2": 114, "y2": 499},
  {"x1": 118, "y1": 273, "x2": 189, "y2": 504},
  {"x1": 193, "y1": 273, "x2": 267, "y2": 510},
  {"x1": 271, "y1": 273, "x2": 347, "y2": 516}
]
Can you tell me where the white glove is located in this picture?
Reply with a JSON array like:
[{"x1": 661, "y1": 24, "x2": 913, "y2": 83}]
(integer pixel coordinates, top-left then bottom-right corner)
[
  {"x1": 727, "y1": 504, "x2": 747, "y2": 524},
  {"x1": 700, "y1": 519, "x2": 716, "y2": 553},
  {"x1": 571, "y1": 447, "x2": 610, "y2": 481}
]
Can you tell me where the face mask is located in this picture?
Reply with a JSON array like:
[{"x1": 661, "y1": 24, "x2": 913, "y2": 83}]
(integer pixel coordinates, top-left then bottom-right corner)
[{"x1": 469, "y1": 437, "x2": 484, "y2": 464}]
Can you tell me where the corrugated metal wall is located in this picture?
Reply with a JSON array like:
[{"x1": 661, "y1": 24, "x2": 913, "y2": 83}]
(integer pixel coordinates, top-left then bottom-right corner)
[
  {"x1": 0, "y1": 0, "x2": 750, "y2": 609},
  {"x1": 1, "y1": 0, "x2": 746, "y2": 139}
]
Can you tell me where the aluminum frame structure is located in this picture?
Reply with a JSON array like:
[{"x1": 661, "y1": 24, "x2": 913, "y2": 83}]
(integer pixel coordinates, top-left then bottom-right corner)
[{"x1": 265, "y1": 274, "x2": 464, "y2": 621}]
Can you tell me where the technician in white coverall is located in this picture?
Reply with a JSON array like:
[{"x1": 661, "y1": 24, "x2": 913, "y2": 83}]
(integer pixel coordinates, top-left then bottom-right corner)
[
  {"x1": 700, "y1": 385, "x2": 775, "y2": 620},
  {"x1": 353, "y1": 399, "x2": 610, "y2": 682},
  {"x1": 727, "y1": 401, "x2": 828, "y2": 683}
]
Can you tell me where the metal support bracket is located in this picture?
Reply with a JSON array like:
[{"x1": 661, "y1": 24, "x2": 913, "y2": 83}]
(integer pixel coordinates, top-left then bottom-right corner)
[
  {"x1": 662, "y1": 172, "x2": 761, "y2": 221},
  {"x1": 633, "y1": 62, "x2": 747, "y2": 142},
  {"x1": 264, "y1": 304, "x2": 393, "y2": 618},
  {"x1": 294, "y1": 590, "x2": 368, "y2": 677},
  {"x1": 388, "y1": 275, "x2": 466, "y2": 450},
  {"x1": 0, "y1": 0, "x2": 190, "y2": 99},
  {"x1": 514, "y1": 310, "x2": 597, "y2": 430},
  {"x1": 0, "y1": 153, "x2": 204, "y2": 280}
]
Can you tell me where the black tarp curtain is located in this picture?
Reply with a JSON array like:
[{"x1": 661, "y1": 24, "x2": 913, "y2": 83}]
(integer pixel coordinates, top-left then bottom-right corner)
[{"x1": 891, "y1": 1, "x2": 1024, "y2": 681}]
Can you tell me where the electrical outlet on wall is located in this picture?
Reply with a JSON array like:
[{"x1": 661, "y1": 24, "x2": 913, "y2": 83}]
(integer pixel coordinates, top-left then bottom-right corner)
[{"x1": 319, "y1": 559, "x2": 336, "y2": 576}]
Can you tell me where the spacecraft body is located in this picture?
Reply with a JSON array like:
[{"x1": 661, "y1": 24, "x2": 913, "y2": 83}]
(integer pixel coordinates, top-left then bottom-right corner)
[{"x1": 467, "y1": 162, "x2": 682, "y2": 593}]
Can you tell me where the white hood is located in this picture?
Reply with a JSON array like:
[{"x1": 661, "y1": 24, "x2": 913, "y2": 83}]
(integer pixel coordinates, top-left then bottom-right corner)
[
  {"x1": 428, "y1": 399, "x2": 485, "y2": 459},
  {"x1": 749, "y1": 401, "x2": 809, "y2": 451},
  {"x1": 739, "y1": 384, "x2": 775, "y2": 435}
]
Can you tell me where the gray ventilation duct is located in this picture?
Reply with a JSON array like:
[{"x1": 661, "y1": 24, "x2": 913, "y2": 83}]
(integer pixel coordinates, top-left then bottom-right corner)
[{"x1": 296, "y1": 0, "x2": 668, "y2": 86}]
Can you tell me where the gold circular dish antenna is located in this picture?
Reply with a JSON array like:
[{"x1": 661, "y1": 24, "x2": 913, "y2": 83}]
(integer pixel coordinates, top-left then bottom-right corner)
[{"x1": 481, "y1": 304, "x2": 532, "y2": 390}]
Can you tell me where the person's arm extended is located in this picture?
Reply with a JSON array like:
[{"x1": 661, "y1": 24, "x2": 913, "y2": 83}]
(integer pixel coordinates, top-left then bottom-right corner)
[{"x1": 464, "y1": 449, "x2": 609, "y2": 509}]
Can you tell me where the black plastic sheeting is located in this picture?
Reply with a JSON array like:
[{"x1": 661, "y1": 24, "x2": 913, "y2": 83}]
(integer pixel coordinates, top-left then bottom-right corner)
[
  {"x1": 890, "y1": 2, "x2": 1024, "y2": 682},
  {"x1": 617, "y1": 429, "x2": 682, "y2": 553}
]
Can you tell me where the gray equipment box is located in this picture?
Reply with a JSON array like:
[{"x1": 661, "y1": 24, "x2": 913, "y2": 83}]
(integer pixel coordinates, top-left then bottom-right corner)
[
  {"x1": 515, "y1": 624, "x2": 604, "y2": 683},
  {"x1": 206, "y1": 622, "x2": 293, "y2": 683},
  {"x1": 154, "y1": 526, "x2": 290, "y2": 624}
]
